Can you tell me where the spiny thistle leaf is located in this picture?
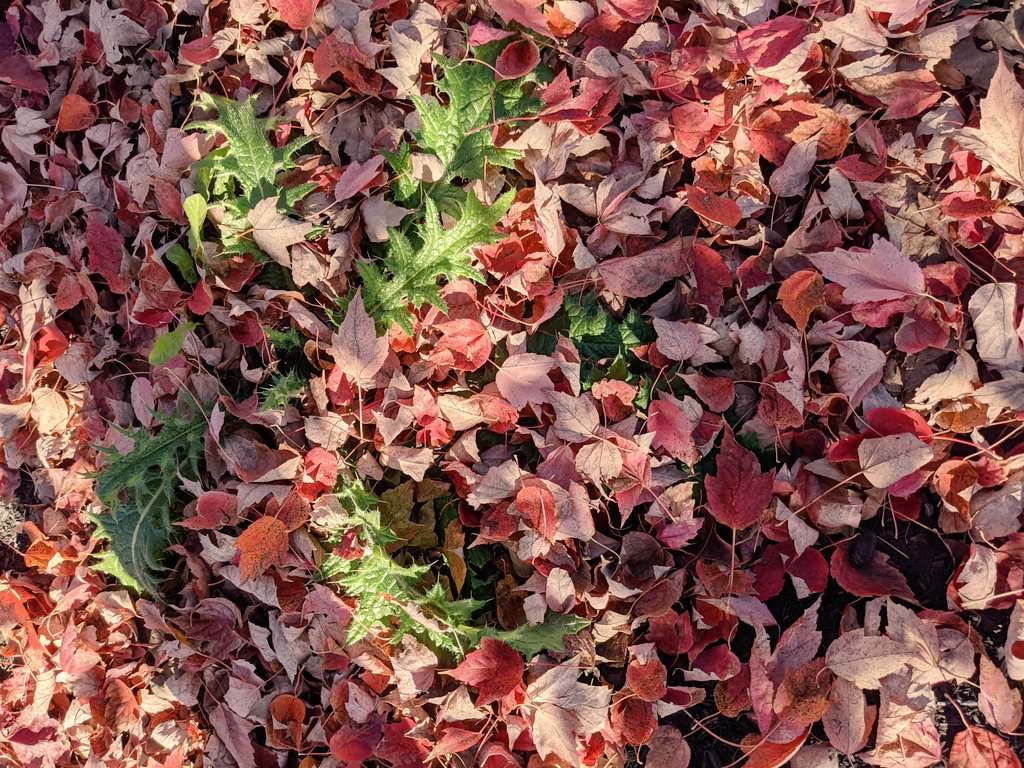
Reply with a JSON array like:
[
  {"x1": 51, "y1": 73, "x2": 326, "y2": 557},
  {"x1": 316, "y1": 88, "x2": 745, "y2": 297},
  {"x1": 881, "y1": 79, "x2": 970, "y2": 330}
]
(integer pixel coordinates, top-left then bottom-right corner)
[
  {"x1": 317, "y1": 478, "x2": 587, "y2": 659},
  {"x1": 88, "y1": 412, "x2": 206, "y2": 595},
  {"x1": 410, "y1": 54, "x2": 530, "y2": 184},
  {"x1": 476, "y1": 613, "x2": 592, "y2": 658},
  {"x1": 186, "y1": 93, "x2": 316, "y2": 257},
  {"x1": 361, "y1": 190, "x2": 514, "y2": 333}
]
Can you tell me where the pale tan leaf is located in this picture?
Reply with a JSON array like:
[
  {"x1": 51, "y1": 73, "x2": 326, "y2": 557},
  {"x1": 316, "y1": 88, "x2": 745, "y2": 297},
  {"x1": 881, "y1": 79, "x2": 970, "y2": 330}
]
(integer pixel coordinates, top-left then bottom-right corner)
[
  {"x1": 825, "y1": 629, "x2": 916, "y2": 689},
  {"x1": 330, "y1": 290, "x2": 388, "y2": 389},
  {"x1": 857, "y1": 433, "x2": 933, "y2": 489},
  {"x1": 248, "y1": 196, "x2": 312, "y2": 267},
  {"x1": 957, "y1": 58, "x2": 1024, "y2": 188}
]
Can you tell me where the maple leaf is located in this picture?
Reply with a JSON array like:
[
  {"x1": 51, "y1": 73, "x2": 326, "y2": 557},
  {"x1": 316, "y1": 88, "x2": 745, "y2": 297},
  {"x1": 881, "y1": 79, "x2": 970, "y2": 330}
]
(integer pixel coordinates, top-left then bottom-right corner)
[
  {"x1": 267, "y1": 0, "x2": 320, "y2": 30},
  {"x1": 331, "y1": 290, "x2": 389, "y2": 389},
  {"x1": 705, "y1": 429, "x2": 776, "y2": 530},
  {"x1": 448, "y1": 637, "x2": 524, "y2": 705},
  {"x1": 949, "y1": 726, "x2": 1021, "y2": 768},
  {"x1": 778, "y1": 270, "x2": 824, "y2": 332},
  {"x1": 978, "y1": 654, "x2": 1023, "y2": 733},
  {"x1": 526, "y1": 661, "x2": 611, "y2": 767},
  {"x1": 598, "y1": 237, "x2": 690, "y2": 298},
  {"x1": 247, "y1": 196, "x2": 313, "y2": 267},
  {"x1": 549, "y1": 391, "x2": 599, "y2": 443},
  {"x1": 968, "y1": 282, "x2": 1024, "y2": 372},
  {"x1": 958, "y1": 58, "x2": 1024, "y2": 188},
  {"x1": 810, "y1": 238, "x2": 925, "y2": 304},
  {"x1": 825, "y1": 628, "x2": 916, "y2": 689},
  {"x1": 857, "y1": 432, "x2": 933, "y2": 490}
]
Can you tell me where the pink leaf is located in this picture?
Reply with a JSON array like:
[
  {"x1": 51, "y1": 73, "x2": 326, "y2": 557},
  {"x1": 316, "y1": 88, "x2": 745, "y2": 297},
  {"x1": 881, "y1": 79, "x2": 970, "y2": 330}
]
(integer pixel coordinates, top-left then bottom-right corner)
[
  {"x1": 810, "y1": 238, "x2": 925, "y2": 304},
  {"x1": 268, "y1": 0, "x2": 320, "y2": 30},
  {"x1": 331, "y1": 290, "x2": 389, "y2": 389},
  {"x1": 598, "y1": 237, "x2": 690, "y2": 298}
]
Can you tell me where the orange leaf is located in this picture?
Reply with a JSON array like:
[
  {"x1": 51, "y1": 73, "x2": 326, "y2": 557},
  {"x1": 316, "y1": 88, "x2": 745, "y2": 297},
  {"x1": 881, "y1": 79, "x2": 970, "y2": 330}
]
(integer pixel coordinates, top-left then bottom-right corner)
[
  {"x1": 269, "y1": 693, "x2": 306, "y2": 748},
  {"x1": 740, "y1": 729, "x2": 808, "y2": 768},
  {"x1": 236, "y1": 516, "x2": 289, "y2": 582},
  {"x1": 778, "y1": 270, "x2": 824, "y2": 332},
  {"x1": 950, "y1": 726, "x2": 1021, "y2": 768},
  {"x1": 56, "y1": 94, "x2": 98, "y2": 132}
]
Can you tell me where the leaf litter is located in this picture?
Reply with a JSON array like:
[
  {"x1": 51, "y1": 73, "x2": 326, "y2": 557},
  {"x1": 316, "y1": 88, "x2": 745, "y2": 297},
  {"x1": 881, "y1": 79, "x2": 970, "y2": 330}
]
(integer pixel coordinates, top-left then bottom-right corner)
[{"x1": 2, "y1": 0, "x2": 1024, "y2": 767}]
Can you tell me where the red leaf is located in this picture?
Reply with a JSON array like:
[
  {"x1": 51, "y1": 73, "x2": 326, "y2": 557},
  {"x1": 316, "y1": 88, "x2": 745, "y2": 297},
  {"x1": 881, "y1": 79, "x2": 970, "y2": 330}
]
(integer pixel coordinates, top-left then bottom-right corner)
[
  {"x1": 686, "y1": 185, "x2": 741, "y2": 228},
  {"x1": 514, "y1": 483, "x2": 558, "y2": 541},
  {"x1": 495, "y1": 38, "x2": 539, "y2": 80},
  {"x1": 487, "y1": 0, "x2": 550, "y2": 37},
  {"x1": 427, "y1": 728, "x2": 483, "y2": 759},
  {"x1": 182, "y1": 490, "x2": 237, "y2": 531},
  {"x1": 432, "y1": 319, "x2": 493, "y2": 372},
  {"x1": 598, "y1": 236, "x2": 690, "y2": 298},
  {"x1": 829, "y1": 540, "x2": 914, "y2": 600},
  {"x1": 236, "y1": 516, "x2": 289, "y2": 582},
  {"x1": 448, "y1": 637, "x2": 524, "y2": 705},
  {"x1": 626, "y1": 657, "x2": 668, "y2": 702},
  {"x1": 180, "y1": 36, "x2": 219, "y2": 65},
  {"x1": 86, "y1": 220, "x2": 131, "y2": 294},
  {"x1": 705, "y1": 429, "x2": 775, "y2": 530},
  {"x1": 298, "y1": 447, "x2": 338, "y2": 501},
  {"x1": 610, "y1": 696, "x2": 657, "y2": 746},
  {"x1": 740, "y1": 730, "x2": 809, "y2": 768},
  {"x1": 690, "y1": 244, "x2": 732, "y2": 317},
  {"x1": 648, "y1": 393, "x2": 698, "y2": 466}
]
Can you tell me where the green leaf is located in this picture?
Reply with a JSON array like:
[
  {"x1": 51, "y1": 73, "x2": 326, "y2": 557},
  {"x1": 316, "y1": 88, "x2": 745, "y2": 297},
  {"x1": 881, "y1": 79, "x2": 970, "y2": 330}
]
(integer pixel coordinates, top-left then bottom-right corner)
[
  {"x1": 149, "y1": 323, "x2": 197, "y2": 366},
  {"x1": 165, "y1": 244, "x2": 198, "y2": 283},
  {"x1": 259, "y1": 369, "x2": 307, "y2": 411},
  {"x1": 183, "y1": 193, "x2": 207, "y2": 252},
  {"x1": 478, "y1": 613, "x2": 591, "y2": 657},
  {"x1": 362, "y1": 190, "x2": 514, "y2": 333},
  {"x1": 186, "y1": 93, "x2": 316, "y2": 253},
  {"x1": 89, "y1": 411, "x2": 206, "y2": 594},
  {"x1": 413, "y1": 53, "x2": 538, "y2": 187}
]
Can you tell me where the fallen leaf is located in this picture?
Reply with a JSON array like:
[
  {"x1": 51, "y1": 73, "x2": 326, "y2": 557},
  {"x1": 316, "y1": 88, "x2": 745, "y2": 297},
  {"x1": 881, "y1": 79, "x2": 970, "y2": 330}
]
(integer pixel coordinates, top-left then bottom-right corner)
[
  {"x1": 779, "y1": 270, "x2": 825, "y2": 332},
  {"x1": 857, "y1": 432, "x2": 933, "y2": 489},
  {"x1": 825, "y1": 629, "x2": 916, "y2": 689},
  {"x1": 958, "y1": 57, "x2": 1024, "y2": 188},
  {"x1": 968, "y1": 283, "x2": 1024, "y2": 372},
  {"x1": 978, "y1": 654, "x2": 1023, "y2": 733},
  {"x1": 705, "y1": 429, "x2": 775, "y2": 530},
  {"x1": 448, "y1": 637, "x2": 524, "y2": 705},
  {"x1": 949, "y1": 726, "x2": 1021, "y2": 768},
  {"x1": 236, "y1": 516, "x2": 289, "y2": 583},
  {"x1": 331, "y1": 290, "x2": 389, "y2": 388},
  {"x1": 248, "y1": 197, "x2": 313, "y2": 267},
  {"x1": 810, "y1": 238, "x2": 924, "y2": 304}
]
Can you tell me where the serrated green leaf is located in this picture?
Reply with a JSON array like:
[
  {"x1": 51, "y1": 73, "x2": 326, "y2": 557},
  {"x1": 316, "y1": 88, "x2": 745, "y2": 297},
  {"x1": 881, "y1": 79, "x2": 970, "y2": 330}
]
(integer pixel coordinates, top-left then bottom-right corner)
[
  {"x1": 478, "y1": 613, "x2": 590, "y2": 657},
  {"x1": 186, "y1": 94, "x2": 316, "y2": 257},
  {"x1": 412, "y1": 54, "x2": 536, "y2": 187},
  {"x1": 89, "y1": 412, "x2": 206, "y2": 595},
  {"x1": 362, "y1": 190, "x2": 514, "y2": 333}
]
